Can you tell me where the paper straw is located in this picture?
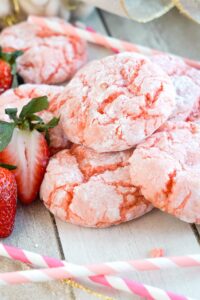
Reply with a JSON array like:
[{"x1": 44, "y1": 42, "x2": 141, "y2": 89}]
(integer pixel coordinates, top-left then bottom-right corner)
[
  {"x1": 0, "y1": 266, "x2": 196, "y2": 300},
  {"x1": 0, "y1": 243, "x2": 198, "y2": 300},
  {"x1": 28, "y1": 15, "x2": 200, "y2": 70},
  {"x1": 1, "y1": 243, "x2": 200, "y2": 275}
]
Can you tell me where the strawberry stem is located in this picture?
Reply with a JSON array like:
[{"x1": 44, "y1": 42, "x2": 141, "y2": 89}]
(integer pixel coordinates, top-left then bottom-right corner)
[{"x1": 0, "y1": 96, "x2": 60, "y2": 151}]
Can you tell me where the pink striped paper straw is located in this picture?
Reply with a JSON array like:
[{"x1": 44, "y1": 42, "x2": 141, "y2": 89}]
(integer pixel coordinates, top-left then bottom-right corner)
[
  {"x1": 0, "y1": 244, "x2": 198, "y2": 300},
  {"x1": 0, "y1": 266, "x2": 195, "y2": 300},
  {"x1": 0, "y1": 243, "x2": 200, "y2": 274},
  {"x1": 28, "y1": 15, "x2": 200, "y2": 70}
]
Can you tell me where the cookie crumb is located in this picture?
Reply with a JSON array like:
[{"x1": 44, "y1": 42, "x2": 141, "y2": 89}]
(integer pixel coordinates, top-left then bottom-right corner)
[{"x1": 149, "y1": 248, "x2": 164, "y2": 258}]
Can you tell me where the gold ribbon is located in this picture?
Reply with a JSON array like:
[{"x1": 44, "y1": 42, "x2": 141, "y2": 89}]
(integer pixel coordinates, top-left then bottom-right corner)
[
  {"x1": 119, "y1": 0, "x2": 174, "y2": 23},
  {"x1": 63, "y1": 279, "x2": 116, "y2": 300},
  {"x1": 62, "y1": 0, "x2": 80, "y2": 11},
  {"x1": 1, "y1": 0, "x2": 21, "y2": 26}
]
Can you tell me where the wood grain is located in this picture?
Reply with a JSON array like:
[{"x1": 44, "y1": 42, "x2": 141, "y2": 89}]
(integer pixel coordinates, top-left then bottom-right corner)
[
  {"x1": 0, "y1": 201, "x2": 73, "y2": 300},
  {"x1": 2, "y1": 201, "x2": 60, "y2": 256},
  {"x1": 56, "y1": 210, "x2": 200, "y2": 299}
]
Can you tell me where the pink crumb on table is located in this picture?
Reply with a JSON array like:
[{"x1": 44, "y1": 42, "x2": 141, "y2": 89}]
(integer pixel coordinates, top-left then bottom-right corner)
[
  {"x1": 149, "y1": 248, "x2": 165, "y2": 258},
  {"x1": 59, "y1": 52, "x2": 175, "y2": 152}
]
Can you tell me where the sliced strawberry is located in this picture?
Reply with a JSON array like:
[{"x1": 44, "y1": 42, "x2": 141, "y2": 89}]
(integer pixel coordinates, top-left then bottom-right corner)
[
  {"x1": 0, "y1": 167, "x2": 17, "y2": 237},
  {"x1": 0, "y1": 96, "x2": 59, "y2": 204},
  {"x1": 0, "y1": 129, "x2": 49, "y2": 204}
]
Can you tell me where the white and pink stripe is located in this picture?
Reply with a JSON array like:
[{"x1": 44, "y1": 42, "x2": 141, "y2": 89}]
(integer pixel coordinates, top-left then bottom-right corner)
[
  {"x1": 1, "y1": 243, "x2": 200, "y2": 274},
  {"x1": 0, "y1": 267, "x2": 196, "y2": 300},
  {"x1": 0, "y1": 243, "x2": 199, "y2": 300}
]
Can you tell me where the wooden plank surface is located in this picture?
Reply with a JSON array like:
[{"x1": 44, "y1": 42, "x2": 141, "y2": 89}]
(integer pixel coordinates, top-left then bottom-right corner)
[
  {"x1": 57, "y1": 210, "x2": 200, "y2": 299},
  {"x1": 55, "y1": 9, "x2": 200, "y2": 300},
  {"x1": 0, "y1": 201, "x2": 73, "y2": 300}
]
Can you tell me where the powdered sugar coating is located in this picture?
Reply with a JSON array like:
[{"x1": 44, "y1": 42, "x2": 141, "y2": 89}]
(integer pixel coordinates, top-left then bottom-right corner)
[
  {"x1": 188, "y1": 104, "x2": 200, "y2": 123},
  {"x1": 0, "y1": 21, "x2": 87, "y2": 84},
  {"x1": 40, "y1": 145, "x2": 152, "y2": 228},
  {"x1": 0, "y1": 84, "x2": 69, "y2": 154},
  {"x1": 170, "y1": 75, "x2": 200, "y2": 121},
  {"x1": 129, "y1": 121, "x2": 200, "y2": 224},
  {"x1": 151, "y1": 54, "x2": 200, "y2": 121},
  {"x1": 60, "y1": 52, "x2": 175, "y2": 152}
]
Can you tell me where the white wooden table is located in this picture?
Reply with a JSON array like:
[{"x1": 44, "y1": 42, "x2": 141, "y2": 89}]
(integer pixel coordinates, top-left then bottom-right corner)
[{"x1": 0, "y1": 8, "x2": 200, "y2": 300}]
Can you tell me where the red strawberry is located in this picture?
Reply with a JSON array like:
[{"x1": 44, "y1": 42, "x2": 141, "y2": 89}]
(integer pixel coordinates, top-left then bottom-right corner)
[
  {"x1": 0, "y1": 96, "x2": 59, "y2": 204},
  {"x1": 0, "y1": 60, "x2": 12, "y2": 94},
  {"x1": 0, "y1": 129, "x2": 49, "y2": 204},
  {"x1": 0, "y1": 166, "x2": 17, "y2": 237},
  {"x1": 0, "y1": 47, "x2": 23, "y2": 95}
]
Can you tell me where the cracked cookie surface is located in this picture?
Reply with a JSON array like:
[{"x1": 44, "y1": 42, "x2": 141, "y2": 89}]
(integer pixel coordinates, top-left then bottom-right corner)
[
  {"x1": 129, "y1": 121, "x2": 200, "y2": 223},
  {"x1": 59, "y1": 52, "x2": 175, "y2": 152},
  {"x1": 151, "y1": 54, "x2": 200, "y2": 121},
  {"x1": 40, "y1": 145, "x2": 152, "y2": 228},
  {"x1": 0, "y1": 21, "x2": 87, "y2": 84}
]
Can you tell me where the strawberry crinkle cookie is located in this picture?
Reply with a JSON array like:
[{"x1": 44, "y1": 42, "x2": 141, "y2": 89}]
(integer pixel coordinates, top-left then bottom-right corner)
[
  {"x1": 59, "y1": 52, "x2": 175, "y2": 152},
  {"x1": 40, "y1": 145, "x2": 152, "y2": 228},
  {"x1": 0, "y1": 84, "x2": 70, "y2": 154},
  {"x1": 151, "y1": 54, "x2": 200, "y2": 121},
  {"x1": 129, "y1": 121, "x2": 200, "y2": 224},
  {"x1": 0, "y1": 20, "x2": 87, "y2": 84}
]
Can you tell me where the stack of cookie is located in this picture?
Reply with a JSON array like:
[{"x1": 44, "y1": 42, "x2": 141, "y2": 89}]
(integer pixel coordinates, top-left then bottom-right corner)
[
  {"x1": 1, "y1": 19, "x2": 200, "y2": 228},
  {"x1": 40, "y1": 52, "x2": 200, "y2": 228}
]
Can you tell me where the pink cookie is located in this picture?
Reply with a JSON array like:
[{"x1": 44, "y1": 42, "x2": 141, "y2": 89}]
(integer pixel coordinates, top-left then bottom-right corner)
[
  {"x1": 59, "y1": 52, "x2": 175, "y2": 152},
  {"x1": 187, "y1": 103, "x2": 200, "y2": 123},
  {"x1": 151, "y1": 54, "x2": 200, "y2": 121},
  {"x1": 0, "y1": 84, "x2": 70, "y2": 154},
  {"x1": 40, "y1": 145, "x2": 152, "y2": 228},
  {"x1": 0, "y1": 20, "x2": 87, "y2": 84},
  {"x1": 129, "y1": 121, "x2": 200, "y2": 224}
]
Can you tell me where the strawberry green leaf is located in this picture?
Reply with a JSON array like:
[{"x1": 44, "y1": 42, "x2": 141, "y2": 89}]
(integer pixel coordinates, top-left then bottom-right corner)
[
  {"x1": 5, "y1": 108, "x2": 18, "y2": 121},
  {"x1": 10, "y1": 50, "x2": 23, "y2": 62},
  {"x1": 0, "y1": 121, "x2": 15, "y2": 151},
  {"x1": 19, "y1": 96, "x2": 49, "y2": 119},
  {"x1": 11, "y1": 62, "x2": 17, "y2": 76},
  {"x1": 0, "y1": 47, "x2": 23, "y2": 66},
  {"x1": 34, "y1": 124, "x2": 48, "y2": 132},
  {"x1": 46, "y1": 117, "x2": 60, "y2": 128},
  {"x1": 0, "y1": 47, "x2": 23, "y2": 89},
  {"x1": 0, "y1": 163, "x2": 17, "y2": 170},
  {"x1": 28, "y1": 115, "x2": 43, "y2": 122},
  {"x1": 32, "y1": 117, "x2": 59, "y2": 133},
  {"x1": 11, "y1": 74, "x2": 19, "y2": 89}
]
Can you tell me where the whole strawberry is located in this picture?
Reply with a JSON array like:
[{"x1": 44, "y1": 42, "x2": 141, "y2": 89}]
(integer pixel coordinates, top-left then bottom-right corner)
[
  {"x1": 0, "y1": 165, "x2": 17, "y2": 238},
  {"x1": 0, "y1": 47, "x2": 23, "y2": 95},
  {"x1": 0, "y1": 96, "x2": 59, "y2": 204}
]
